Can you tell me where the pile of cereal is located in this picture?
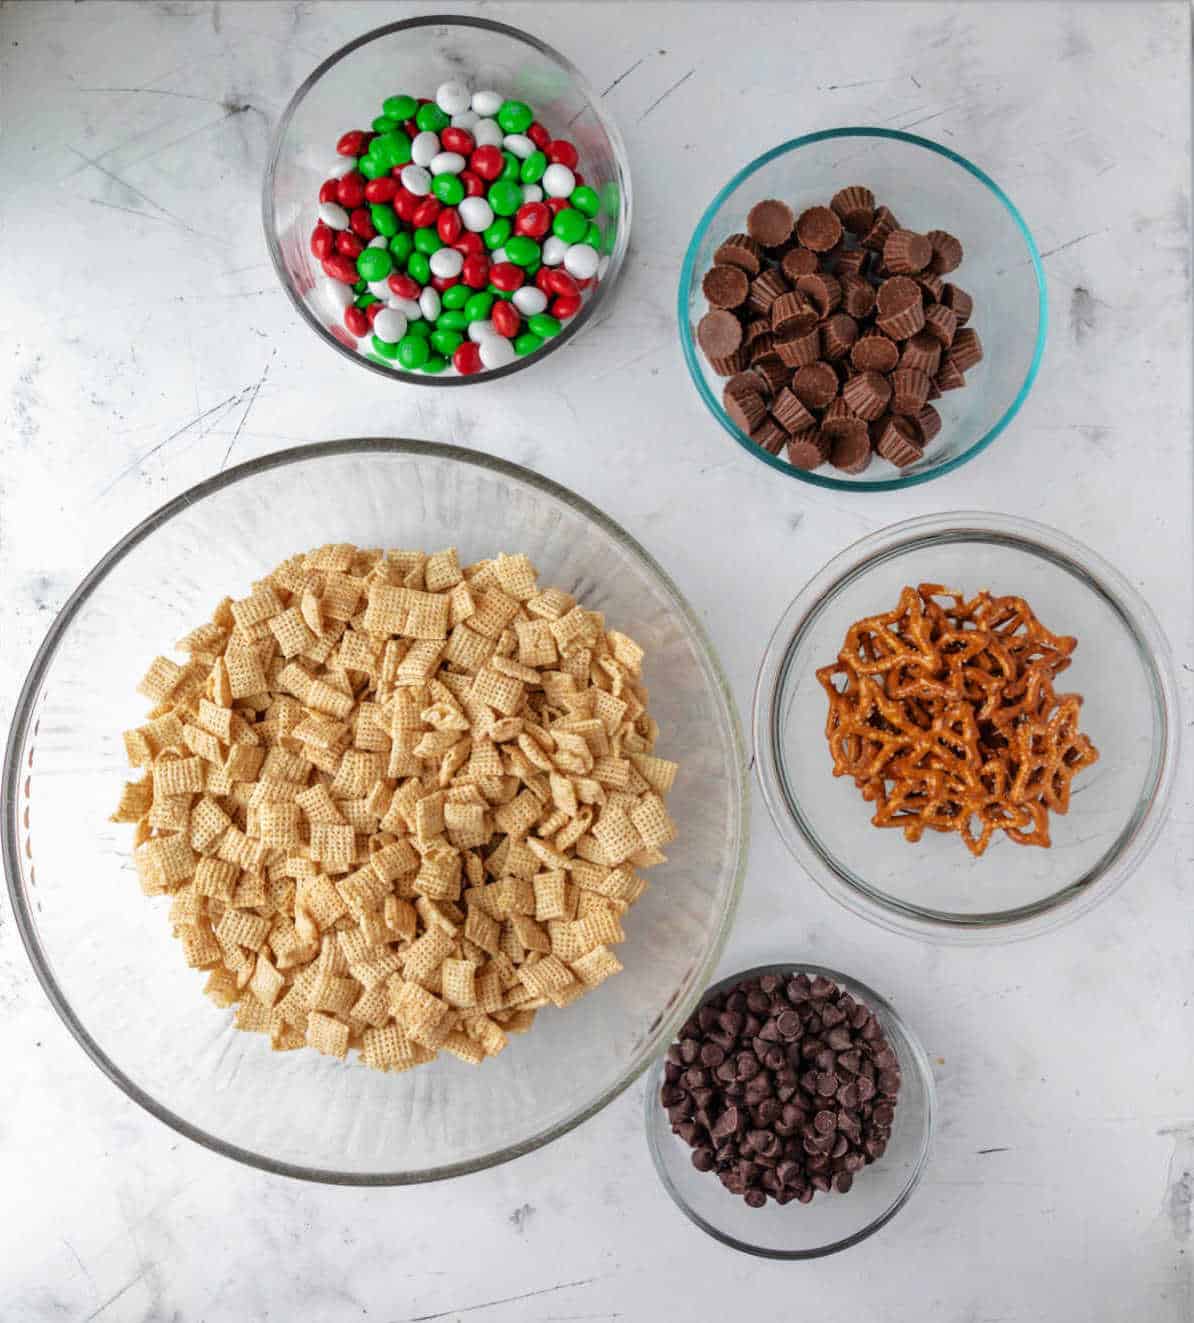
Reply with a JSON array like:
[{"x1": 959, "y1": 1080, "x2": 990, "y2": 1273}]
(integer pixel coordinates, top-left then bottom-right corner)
[{"x1": 112, "y1": 544, "x2": 677, "y2": 1071}]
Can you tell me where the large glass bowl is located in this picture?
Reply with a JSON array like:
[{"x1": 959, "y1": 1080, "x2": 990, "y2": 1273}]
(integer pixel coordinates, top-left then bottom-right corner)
[
  {"x1": 754, "y1": 512, "x2": 1180, "y2": 942},
  {"x1": 264, "y1": 16, "x2": 631, "y2": 384},
  {"x1": 2, "y1": 441, "x2": 746, "y2": 1183},
  {"x1": 645, "y1": 962, "x2": 935, "y2": 1258},
  {"x1": 679, "y1": 129, "x2": 1046, "y2": 490}
]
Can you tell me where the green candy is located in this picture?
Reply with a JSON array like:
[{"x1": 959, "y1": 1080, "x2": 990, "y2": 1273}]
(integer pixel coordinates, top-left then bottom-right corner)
[
  {"x1": 407, "y1": 251, "x2": 431, "y2": 284},
  {"x1": 372, "y1": 115, "x2": 398, "y2": 134},
  {"x1": 486, "y1": 285, "x2": 514, "y2": 300},
  {"x1": 497, "y1": 99, "x2": 533, "y2": 134},
  {"x1": 371, "y1": 334, "x2": 401, "y2": 360},
  {"x1": 358, "y1": 153, "x2": 387, "y2": 180},
  {"x1": 382, "y1": 94, "x2": 417, "y2": 121},
  {"x1": 483, "y1": 218, "x2": 512, "y2": 250},
  {"x1": 464, "y1": 291, "x2": 495, "y2": 321},
  {"x1": 520, "y1": 150, "x2": 547, "y2": 184},
  {"x1": 430, "y1": 329, "x2": 463, "y2": 356},
  {"x1": 389, "y1": 231, "x2": 413, "y2": 262},
  {"x1": 528, "y1": 312, "x2": 561, "y2": 339},
  {"x1": 413, "y1": 227, "x2": 442, "y2": 255},
  {"x1": 436, "y1": 309, "x2": 469, "y2": 332},
  {"x1": 396, "y1": 335, "x2": 430, "y2": 369},
  {"x1": 374, "y1": 130, "x2": 412, "y2": 168},
  {"x1": 499, "y1": 150, "x2": 520, "y2": 182},
  {"x1": 415, "y1": 102, "x2": 450, "y2": 133},
  {"x1": 513, "y1": 331, "x2": 543, "y2": 356},
  {"x1": 488, "y1": 180, "x2": 522, "y2": 217},
  {"x1": 356, "y1": 248, "x2": 393, "y2": 282},
  {"x1": 431, "y1": 174, "x2": 465, "y2": 206},
  {"x1": 570, "y1": 185, "x2": 600, "y2": 217},
  {"x1": 441, "y1": 284, "x2": 470, "y2": 309},
  {"x1": 584, "y1": 221, "x2": 602, "y2": 249},
  {"x1": 355, "y1": 293, "x2": 379, "y2": 308},
  {"x1": 353, "y1": 278, "x2": 367, "y2": 293},
  {"x1": 524, "y1": 258, "x2": 541, "y2": 278},
  {"x1": 406, "y1": 319, "x2": 431, "y2": 339},
  {"x1": 504, "y1": 235, "x2": 540, "y2": 267},
  {"x1": 421, "y1": 354, "x2": 448, "y2": 374},
  {"x1": 370, "y1": 203, "x2": 398, "y2": 237},
  {"x1": 552, "y1": 207, "x2": 587, "y2": 244}
]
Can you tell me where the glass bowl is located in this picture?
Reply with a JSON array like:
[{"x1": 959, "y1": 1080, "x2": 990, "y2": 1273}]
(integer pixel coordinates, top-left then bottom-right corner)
[
  {"x1": 2, "y1": 440, "x2": 747, "y2": 1183},
  {"x1": 645, "y1": 962, "x2": 935, "y2": 1258},
  {"x1": 263, "y1": 16, "x2": 631, "y2": 384},
  {"x1": 754, "y1": 512, "x2": 1180, "y2": 942},
  {"x1": 678, "y1": 128, "x2": 1046, "y2": 490}
]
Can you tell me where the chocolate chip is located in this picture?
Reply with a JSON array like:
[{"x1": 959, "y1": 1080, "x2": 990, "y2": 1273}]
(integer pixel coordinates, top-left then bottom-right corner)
[
  {"x1": 744, "y1": 1187, "x2": 767, "y2": 1209},
  {"x1": 692, "y1": 1145, "x2": 715, "y2": 1172}
]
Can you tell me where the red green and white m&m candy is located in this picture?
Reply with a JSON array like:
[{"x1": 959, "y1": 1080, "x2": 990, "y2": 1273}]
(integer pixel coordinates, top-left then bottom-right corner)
[{"x1": 312, "y1": 78, "x2": 616, "y2": 377}]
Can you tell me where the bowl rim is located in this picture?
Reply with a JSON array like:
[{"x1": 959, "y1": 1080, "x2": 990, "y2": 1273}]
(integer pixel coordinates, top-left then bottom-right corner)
[
  {"x1": 1, "y1": 438, "x2": 749, "y2": 1185},
  {"x1": 644, "y1": 960, "x2": 936, "y2": 1259},
  {"x1": 677, "y1": 126, "x2": 1048, "y2": 491},
  {"x1": 752, "y1": 510, "x2": 1181, "y2": 943},
  {"x1": 262, "y1": 13, "x2": 633, "y2": 386}
]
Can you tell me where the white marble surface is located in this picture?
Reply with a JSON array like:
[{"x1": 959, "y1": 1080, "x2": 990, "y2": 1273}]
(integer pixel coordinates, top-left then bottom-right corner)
[{"x1": 2, "y1": 2, "x2": 1192, "y2": 1319}]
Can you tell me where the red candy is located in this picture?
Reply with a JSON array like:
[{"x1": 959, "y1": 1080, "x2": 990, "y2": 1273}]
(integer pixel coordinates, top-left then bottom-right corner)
[
  {"x1": 349, "y1": 207, "x2": 376, "y2": 241},
  {"x1": 527, "y1": 121, "x2": 551, "y2": 150},
  {"x1": 318, "y1": 178, "x2": 339, "y2": 204},
  {"x1": 546, "y1": 139, "x2": 578, "y2": 169},
  {"x1": 454, "y1": 232, "x2": 485, "y2": 257},
  {"x1": 402, "y1": 119, "x2": 418, "y2": 138},
  {"x1": 388, "y1": 272, "x2": 421, "y2": 300},
  {"x1": 440, "y1": 127, "x2": 475, "y2": 155},
  {"x1": 544, "y1": 269, "x2": 579, "y2": 299},
  {"x1": 459, "y1": 169, "x2": 485, "y2": 198},
  {"x1": 461, "y1": 254, "x2": 490, "y2": 288},
  {"x1": 514, "y1": 201, "x2": 551, "y2": 238},
  {"x1": 534, "y1": 266, "x2": 554, "y2": 294},
  {"x1": 437, "y1": 208, "x2": 463, "y2": 244},
  {"x1": 411, "y1": 197, "x2": 441, "y2": 228},
  {"x1": 337, "y1": 130, "x2": 370, "y2": 157},
  {"x1": 310, "y1": 223, "x2": 334, "y2": 260},
  {"x1": 430, "y1": 274, "x2": 460, "y2": 292},
  {"x1": 492, "y1": 300, "x2": 520, "y2": 338},
  {"x1": 546, "y1": 197, "x2": 571, "y2": 216},
  {"x1": 366, "y1": 301, "x2": 385, "y2": 326},
  {"x1": 573, "y1": 172, "x2": 585, "y2": 187},
  {"x1": 470, "y1": 145, "x2": 504, "y2": 180},
  {"x1": 453, "y1": 342, "x2": 482, "y2": 375},
  {"x1": 489, "y1": 262, "x2": 524, "y2": 292},
  {"x1": 552, "y1": 294, "x2": 581, "y2": 319},
  {"x1": 336, "y1": 171, "x2": 366, "y2": 209},
  {"x1": 344, "y1": 305, "x2": 369, "y2": 338},
  {"x1": 335, "y1": 230, "x2": 364, "y2": 259},
  {"x1": 393, "y1": 188, "x2": 419, "y2": 223},
  {"x1": 364, "y1": 176, "x2": 399, "y2": 203},
  {"x1": 322, "y1": 253, "x2": 358, "y2": 284}
]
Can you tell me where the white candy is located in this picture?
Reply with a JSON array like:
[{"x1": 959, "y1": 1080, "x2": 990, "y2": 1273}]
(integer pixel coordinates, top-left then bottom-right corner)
[
  {"x1": 400, "y1": 164, "x2": 432, "y2": 196},
  {"x1": 323, "y1": 279, "x2": 354, "y2": 311},
  {"x1": 489, "y1": 246, "x2": 508, "y2": 264},
  {"x1": 451, "y1": 109, "x2": 480, "y2": 131},
  {"x1": 388, "y1": 296, "x2": 422, "y2": 320},
  {"x1": 512, "y1": 286, "x2": 548, "y2": 316},
  {"x1": 372, "y1": 308, "x2": 407, "y2": 344},
  {"x1": 419, "y1": 287, "x2": 442, "y2": 321},
  {"x1": 436, "y1": 80, "x2": 471, "y2": 115},
  {"x1": 520, "y1": 184, "x2": 544, "y2": 204},
  {"x1": 563, "y1": 242, "x2": 599, "y2": 280},
  {"x1": 541, "y1": 164, "x2": 575, "y2": 198},
  {"x1": 468, "y1": 318, "x2": 499, "y2": 343},
  {"x1": 430, "y1": 151, "x2": 466, "y2": 176},
  {"x1": 368, "y1": 279, "x2": 394, "y2": 300},
  {"x1": 480, "y1": 336, "x2": 517, "y2": 370},
  {"x1": 503, "y1": 133, "x2": 535, "y2": 160},
  {"x1": 367, "y1": 234, "x2": 388, "y2": 248},
  {"x1": 471, "y1": 89, "x2": 503, "y2": 116},
  {"x1": 458, "y1": 196, "x2": 495, "y2": 232},
  {"x1": 411, "y1": 131, "x2": 440, "y2": 167},
  {"x1": 327, "y1": 155, "x2": 357, "y2": 179},
  {"x1": 317, "y1": 201, "x2": 349, "y2": 229},
  {"x1": 541, "y1": 235, "x2": 569, "y2": 266},
  {"x1": 472, "y1": 117, "x2": 503, "y2": 148},
  {"x1": 429, "y1": 247, "x2": 464, "y2": 279}
]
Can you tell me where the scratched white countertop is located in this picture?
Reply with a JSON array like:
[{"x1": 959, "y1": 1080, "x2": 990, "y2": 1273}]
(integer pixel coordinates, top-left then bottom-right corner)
[{"x1": 2, "y1": 2, "x2": 1192, "y2": 1320}]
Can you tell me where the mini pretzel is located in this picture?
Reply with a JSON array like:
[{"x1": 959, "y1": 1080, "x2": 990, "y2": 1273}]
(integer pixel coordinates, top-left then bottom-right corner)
[{"x1": 817, "y1": 585, "x2": 1099, "y2": 857}]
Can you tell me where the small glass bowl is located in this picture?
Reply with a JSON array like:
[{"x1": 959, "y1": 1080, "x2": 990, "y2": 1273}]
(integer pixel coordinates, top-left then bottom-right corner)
[
  {"x1": 754, "y1": 512, "x2": 1180, "y2": 942},
  {"x1": 263, "y1": 16, "x2": 631, "y2": 384},
  {"x1": 678, "y1": 128, "x2": 1046, "y2": 490},
  {"x1": 645, "y1": 962, "x2": 935, "y2": 1258}
]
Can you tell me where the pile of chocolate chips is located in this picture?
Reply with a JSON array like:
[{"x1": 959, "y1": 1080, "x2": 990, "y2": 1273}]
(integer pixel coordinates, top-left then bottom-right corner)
[
  {"x1": 695, "y1": 187, "x2": 982, "y2": 474},
  {"x1": 660, "y1": 972, "x2": 901, "y2": 1208}
]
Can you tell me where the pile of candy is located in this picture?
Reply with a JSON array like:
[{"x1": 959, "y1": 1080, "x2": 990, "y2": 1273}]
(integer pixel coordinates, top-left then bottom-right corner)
[{"x1": 311, "y1": 81, "x2": 613, "y2": 376}]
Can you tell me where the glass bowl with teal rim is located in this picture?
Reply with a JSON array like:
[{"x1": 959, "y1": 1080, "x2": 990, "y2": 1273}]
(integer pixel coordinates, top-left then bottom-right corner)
[{"x1": 678, "y1": 129, "x2": 1046, "y2": 490}]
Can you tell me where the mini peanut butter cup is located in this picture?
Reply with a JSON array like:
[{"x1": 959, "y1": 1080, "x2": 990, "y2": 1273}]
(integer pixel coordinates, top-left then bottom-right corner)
[
  {"x1": 840, "y1": 273, "x2": 875, "y2": 319},
  {"x1": 916, "y1": 404, "x2": 942, "y2": 443},
  {"x1": 724, "y1": 385, "x2": 768, "y2": 435},
  {"x1": 833, "y1": 247, "x2": 868, "y2": 277},
  {"x1": 882, "y1": 229, "x2": 933, "y2": 275},
  {"x1": 770, "y1": 290, "x2": 819, "y2": 336},
  {"x1": 923, "y1": 303, "x2": 957, "y2": 347},
  {"x1": 842, "y1": 370, "x2": 893, "y2": 421},
  {"x1": 934, "y1": 357, "x2": 966, "y2": 391},
  {"x1": 830, "y1": 185, "x2": 875, "y2": 236},
  {"x1": 748, "y1": 332, "x2": 777, "y2": 363},
  {"x1": 746, "y1": 198, "x2": 795, "y2": 248},
  {"x1": 889, "y1": 368, "x2": 931, "y2": 415},
  {"x1": 917, "y1": 271, "x2": 945, "y2": 303},
  {"x1": 875, "y1": 415, "x2": 924, "y2": 467},
  {"x1": 723, "y1": 371, "x2": 761, "y2": 403},
  {"x1": 825, "y1": 417, "x2": 872, "y2": 474},
  {"x1": 774, "y1": 327, "x2": 821, "y2": 368},
  {"x1": 861, "y1": 204, "x2": 899, "y2": 252},
  {"x1": 949, "y1": 327, "x2": 983, "y2": 372},
  {"x1": 851, "y1": 332, "x2": 899, "y2": 373},
  {"x1": 744, "y1": 317, "x2": 772, "y2": 346},
  {"x1": 780, "y1": 247, "x2": 820, "y2": 281},
  {"x1": 771, "y1": 386, "x2": 816, "y2": 435},
  {"x1": 796, "y1": 273, "x2": 841, "y2": 319},
  {"x1": 875, "y1": 275, "x2": 926, "y2": 340},
  {"x1": 899, "y1": 332, "x2": 942, "y2": 376},
  {"x1": 786, "y1": 428, "x2": 830, "y2": 471},
  {"x1": 942, "y1": 283, "x2": 973, "y2": 326},
  {"x1": 792, "y1": 361, "x2": 839, "y2": 412},
  {"x1": 701, "y1": 263, "x2": 750, "y2": 309},
  {"x1": 751, "y1": 417, "x2": 789, "y2": 455},
  {"x1": 823, "y1": 396, "x2": 854, "y2": 422},
  {"x1": 820, "y1": 312, "x2": 859, "y2": 362},
  {"x1": 751, "y1": 353, "x2": 790, "y2": 394},
  {"x1": 746, "y1": 268, "x2": 790, "y2": 317},
  {"x1": 795, "y1": 205, "x2": 843, "y2": 253},
  {"x1": 713, "y1": 232, "x2": 764, "y2": 275},
  {"x1": 698, "y1": 309, "x2": 744, "y2": 361},
  {"x1": 926, "y1": 229, "x2": 964, "y2": 275}
]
